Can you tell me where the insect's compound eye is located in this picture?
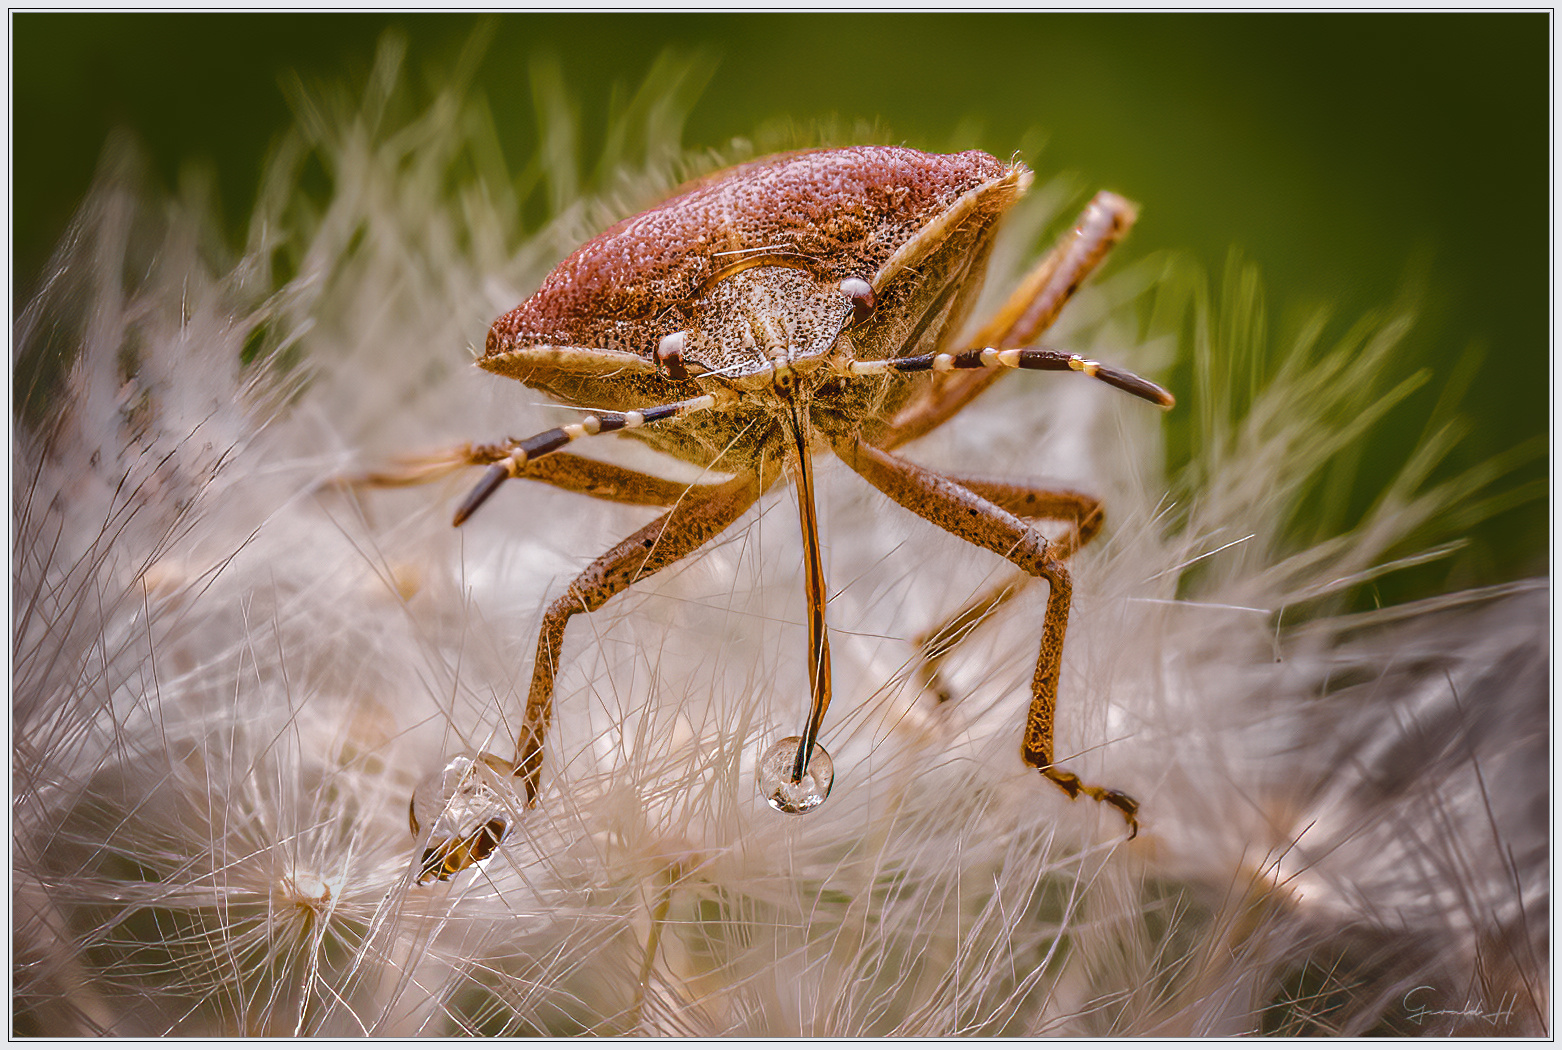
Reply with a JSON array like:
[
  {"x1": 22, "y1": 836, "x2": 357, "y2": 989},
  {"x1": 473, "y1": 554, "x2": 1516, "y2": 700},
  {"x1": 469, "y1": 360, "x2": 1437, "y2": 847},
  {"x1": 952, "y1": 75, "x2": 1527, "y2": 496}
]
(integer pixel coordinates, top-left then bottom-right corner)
[
  {"x1": 838, "y1": 277, "x2": 876, "y2": 327},
  {"x1": 656, "y1": 330, "x2": 692, "y2": 381}
]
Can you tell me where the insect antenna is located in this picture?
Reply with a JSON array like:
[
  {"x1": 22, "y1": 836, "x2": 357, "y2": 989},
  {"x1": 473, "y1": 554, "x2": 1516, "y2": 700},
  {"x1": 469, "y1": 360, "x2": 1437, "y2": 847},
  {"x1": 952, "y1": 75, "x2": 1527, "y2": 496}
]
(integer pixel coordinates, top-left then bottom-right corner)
[
  {"x1": 451, "y1": 392, "x2": 725, "y2": 525},
  {"x1": 849, "y1": 345, "x2": 1175, "y2": 408}
]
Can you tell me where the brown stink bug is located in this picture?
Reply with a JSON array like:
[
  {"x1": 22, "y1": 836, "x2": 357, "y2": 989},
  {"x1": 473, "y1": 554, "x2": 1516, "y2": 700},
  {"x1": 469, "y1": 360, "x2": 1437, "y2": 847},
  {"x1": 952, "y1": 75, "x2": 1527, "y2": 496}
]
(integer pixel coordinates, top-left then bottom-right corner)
[{"x1": 374, "y1": 146, "x2": 1174, "y2": 883}]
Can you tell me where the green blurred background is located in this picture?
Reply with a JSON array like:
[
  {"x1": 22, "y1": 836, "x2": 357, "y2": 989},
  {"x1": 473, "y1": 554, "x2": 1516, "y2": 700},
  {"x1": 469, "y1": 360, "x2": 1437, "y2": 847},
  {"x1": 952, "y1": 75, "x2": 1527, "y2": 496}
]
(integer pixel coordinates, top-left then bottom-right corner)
[{"x1": 12, "y1": 12, "x2": 1549, "y2": 595}]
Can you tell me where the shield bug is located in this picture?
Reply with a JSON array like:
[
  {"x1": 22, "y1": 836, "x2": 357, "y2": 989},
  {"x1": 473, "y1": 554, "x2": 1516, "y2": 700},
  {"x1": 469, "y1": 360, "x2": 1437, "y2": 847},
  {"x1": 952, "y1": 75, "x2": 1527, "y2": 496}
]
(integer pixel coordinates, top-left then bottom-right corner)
[{"x1": 384, "y1": 146, "x2": 1173, "y2": 883}]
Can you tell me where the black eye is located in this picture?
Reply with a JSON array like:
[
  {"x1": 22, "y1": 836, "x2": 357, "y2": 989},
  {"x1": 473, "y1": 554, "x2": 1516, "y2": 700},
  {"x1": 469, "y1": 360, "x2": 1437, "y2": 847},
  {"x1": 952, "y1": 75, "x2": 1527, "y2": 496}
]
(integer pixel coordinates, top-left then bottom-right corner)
[
  {"x1": 656, "y1": 331, "x2": 692, "y2": 380},
  {"x1": 839, "y1": 277, "x2": 875, "y2": 326}
]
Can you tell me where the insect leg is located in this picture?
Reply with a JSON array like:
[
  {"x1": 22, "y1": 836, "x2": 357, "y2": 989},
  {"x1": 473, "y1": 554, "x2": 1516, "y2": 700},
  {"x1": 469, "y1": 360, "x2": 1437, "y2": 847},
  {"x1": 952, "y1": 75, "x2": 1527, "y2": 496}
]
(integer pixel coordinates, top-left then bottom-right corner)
[
  {"x1": 882, "y1": 190, "x2": 1140, "y2": 448},
  {"x1": 912, "y1": 481, "x2": 1103, "y2": 704},
  {"x1": 513, "y1": 470, "x2": 765, "y2": 806},
  {"x1": 953, "y1": 479, "x2": 1105, "y2": 556},
  {"x1": 344, "y1": 446, "x2": 715, "y2": 507},
  {"x1": 833, "y1": 435, "x2": 1137, "y2": 836},
  {"x1": 410, "y1": 460, "x2": 767, "y2": 882},
  {"x1": 514, "y1": 455, "x2": 724, "y2": 507}
]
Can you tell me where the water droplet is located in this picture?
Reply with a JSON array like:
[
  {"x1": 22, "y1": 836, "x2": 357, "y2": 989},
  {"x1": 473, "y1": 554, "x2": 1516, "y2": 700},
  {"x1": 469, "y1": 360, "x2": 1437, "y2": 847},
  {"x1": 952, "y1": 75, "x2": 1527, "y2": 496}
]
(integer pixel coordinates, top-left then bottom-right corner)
[
  {"x1": 409, "y1": 751, "x2": 519, "y2": 883},
  {"x1": 757, "y1": 736, "x2": 834, "y2": 814}
]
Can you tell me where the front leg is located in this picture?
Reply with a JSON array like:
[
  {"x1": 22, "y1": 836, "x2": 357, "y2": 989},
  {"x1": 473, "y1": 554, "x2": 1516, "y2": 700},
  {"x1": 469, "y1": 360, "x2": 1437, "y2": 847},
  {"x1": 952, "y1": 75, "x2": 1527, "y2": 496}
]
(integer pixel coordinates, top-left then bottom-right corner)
[
  {"x1": 833, "y1": 436, "x2": 1137, "y2": 836},
  {"x1": 515, "y1": 471, "x2": 763, "y2": 803},
  {"x1": 912, "y1": 479, "x2": 1103, "y2": 704},
  {"x1": 412, "y1": 470, "x2": 763, "y2": 882}
]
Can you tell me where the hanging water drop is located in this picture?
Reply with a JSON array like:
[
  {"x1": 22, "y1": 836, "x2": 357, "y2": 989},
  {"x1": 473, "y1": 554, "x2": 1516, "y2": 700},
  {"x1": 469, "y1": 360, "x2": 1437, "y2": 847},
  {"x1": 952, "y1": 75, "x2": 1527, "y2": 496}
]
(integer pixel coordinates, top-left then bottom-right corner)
[
  {"x1": 409, "y1": 751, "x2": 519, "y2": 883},
  {"x1": 757, "y1": 736, "x2": 834, "y2": 814}
]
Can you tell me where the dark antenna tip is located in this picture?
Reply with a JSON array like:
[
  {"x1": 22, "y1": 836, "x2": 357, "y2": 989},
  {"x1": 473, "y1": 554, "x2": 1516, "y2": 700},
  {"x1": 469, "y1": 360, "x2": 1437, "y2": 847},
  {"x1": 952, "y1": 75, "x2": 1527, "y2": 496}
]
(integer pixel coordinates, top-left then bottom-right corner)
[
  {"x1": 453, "y1": 462, "x2": 512, "y2": 526},
  {"x1": 1093, "y1": 363, "x2": 1176, "y2": 409}
]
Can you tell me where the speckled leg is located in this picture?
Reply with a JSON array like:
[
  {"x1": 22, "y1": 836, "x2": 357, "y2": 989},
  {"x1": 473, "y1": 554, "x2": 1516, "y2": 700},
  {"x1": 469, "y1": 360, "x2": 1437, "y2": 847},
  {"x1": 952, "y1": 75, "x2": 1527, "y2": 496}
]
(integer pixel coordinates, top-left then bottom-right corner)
[
  {"x1": 834, "y1": 436, "x2": 1136, "y2": 835},
  {"x1": 912, "y1": 480, "x2": 1103, "y2": 704},
  {"x1": 514, "y1": 471, "x2": 763, "y2": 804}
]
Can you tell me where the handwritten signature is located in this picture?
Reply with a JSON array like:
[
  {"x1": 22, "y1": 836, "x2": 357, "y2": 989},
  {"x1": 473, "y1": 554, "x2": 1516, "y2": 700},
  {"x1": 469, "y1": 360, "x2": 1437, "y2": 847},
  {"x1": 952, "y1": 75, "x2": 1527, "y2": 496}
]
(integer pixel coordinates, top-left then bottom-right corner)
[{"x1": 1402, "y1": 986, "x2": 1516, "y2": 1027}]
